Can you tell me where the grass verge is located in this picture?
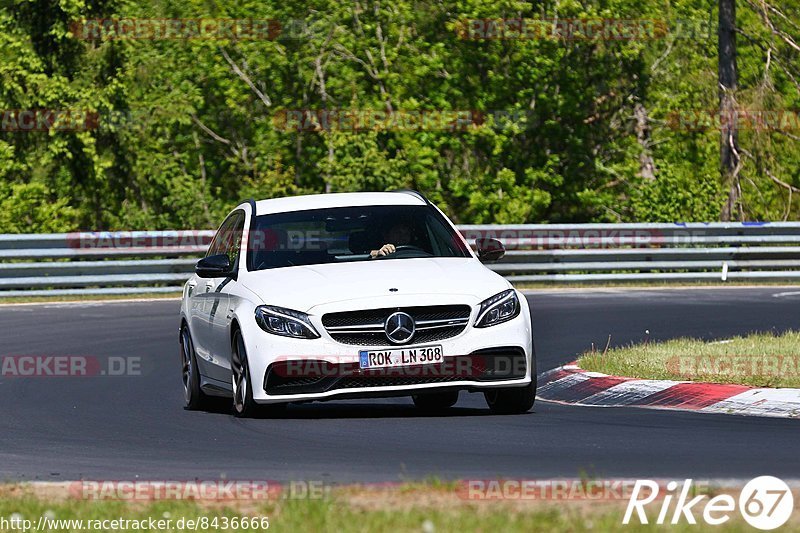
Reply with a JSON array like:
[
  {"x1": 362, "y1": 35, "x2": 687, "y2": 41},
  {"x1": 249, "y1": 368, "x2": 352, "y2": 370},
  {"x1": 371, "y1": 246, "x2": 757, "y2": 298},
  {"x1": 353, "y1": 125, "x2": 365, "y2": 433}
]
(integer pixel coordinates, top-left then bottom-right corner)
[
  {"x1": 578, "y1": 330, "x2": 800, "y2": 388},
  {"x1": 0, "y1": 482, "x2": 796, "y2": 532}
]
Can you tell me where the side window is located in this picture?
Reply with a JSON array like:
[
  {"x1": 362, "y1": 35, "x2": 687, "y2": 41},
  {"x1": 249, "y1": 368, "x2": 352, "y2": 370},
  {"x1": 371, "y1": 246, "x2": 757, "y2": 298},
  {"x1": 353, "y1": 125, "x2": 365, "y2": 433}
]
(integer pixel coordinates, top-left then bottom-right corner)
[
  {"x1": 206, "y1": 218, "x2": 231, "y2": 258},
  {"x1": 206, "y1": 211, "x2": 245, "y2": 263},
  {"x1": 226, "y1": 213, "x2": 246, "y2": 265}
]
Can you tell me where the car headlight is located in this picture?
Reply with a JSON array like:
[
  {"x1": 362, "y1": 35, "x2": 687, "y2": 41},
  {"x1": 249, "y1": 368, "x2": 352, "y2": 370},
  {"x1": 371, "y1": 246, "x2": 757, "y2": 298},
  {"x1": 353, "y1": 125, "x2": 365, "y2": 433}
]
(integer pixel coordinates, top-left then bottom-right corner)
[
  {"x1": 255, "y1": 305, "x2": 321, "y2": 339},
  {"x1": 474, "y1": 289, "x2": 520, "y2": 328}
]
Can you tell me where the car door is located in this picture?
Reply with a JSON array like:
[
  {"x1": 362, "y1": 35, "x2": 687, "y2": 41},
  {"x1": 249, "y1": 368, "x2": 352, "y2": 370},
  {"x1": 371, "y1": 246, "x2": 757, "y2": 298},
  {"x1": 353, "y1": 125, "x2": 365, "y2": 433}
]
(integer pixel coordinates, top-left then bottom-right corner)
[
  {"x1": 205, "y1": 210, "x2": 246, "y2": 383},
  {"x1": 190, "y1": 211, "x2": 243, "y2": 382}
]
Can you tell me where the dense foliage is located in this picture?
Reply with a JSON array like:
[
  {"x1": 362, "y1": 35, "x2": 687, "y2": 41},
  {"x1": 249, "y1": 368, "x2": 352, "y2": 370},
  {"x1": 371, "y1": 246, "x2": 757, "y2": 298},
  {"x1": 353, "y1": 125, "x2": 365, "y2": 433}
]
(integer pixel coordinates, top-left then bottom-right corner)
[{"x1": 0, "y1": 0, "x2": 798, "y2": 231}]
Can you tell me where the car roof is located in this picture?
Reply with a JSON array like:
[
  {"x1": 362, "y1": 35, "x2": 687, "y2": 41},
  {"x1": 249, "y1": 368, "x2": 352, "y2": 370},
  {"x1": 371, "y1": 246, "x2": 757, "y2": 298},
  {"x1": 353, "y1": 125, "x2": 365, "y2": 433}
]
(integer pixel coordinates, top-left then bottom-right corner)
[{"x1": 250, "y1": 191, "x2": 426, "y2": 216}]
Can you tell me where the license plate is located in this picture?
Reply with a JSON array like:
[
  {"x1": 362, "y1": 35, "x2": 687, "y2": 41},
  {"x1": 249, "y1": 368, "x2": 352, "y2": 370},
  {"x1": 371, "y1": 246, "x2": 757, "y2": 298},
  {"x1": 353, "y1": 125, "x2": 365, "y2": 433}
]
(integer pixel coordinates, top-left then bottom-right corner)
[{"x1": 359, "y1": 345, "x2": 443, "y2": 369}]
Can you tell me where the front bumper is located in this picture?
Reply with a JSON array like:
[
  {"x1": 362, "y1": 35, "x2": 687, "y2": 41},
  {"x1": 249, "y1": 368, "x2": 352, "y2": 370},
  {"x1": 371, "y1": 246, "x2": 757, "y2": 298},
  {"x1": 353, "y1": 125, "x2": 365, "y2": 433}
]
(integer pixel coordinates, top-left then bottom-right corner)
[
  {"x1": 238, "y1": 295, "x2": 533, "y2": 403},
  {"x1": 263, "y1": 346, "x2": 528, "y2": 398}
]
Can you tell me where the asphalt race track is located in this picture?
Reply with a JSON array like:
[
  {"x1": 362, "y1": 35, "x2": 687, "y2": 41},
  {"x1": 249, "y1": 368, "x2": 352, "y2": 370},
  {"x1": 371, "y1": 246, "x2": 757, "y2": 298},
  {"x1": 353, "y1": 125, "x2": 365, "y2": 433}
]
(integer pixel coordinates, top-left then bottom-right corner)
[{"x1": 1, "y1": 288, "x2": 799, "y2": 483}]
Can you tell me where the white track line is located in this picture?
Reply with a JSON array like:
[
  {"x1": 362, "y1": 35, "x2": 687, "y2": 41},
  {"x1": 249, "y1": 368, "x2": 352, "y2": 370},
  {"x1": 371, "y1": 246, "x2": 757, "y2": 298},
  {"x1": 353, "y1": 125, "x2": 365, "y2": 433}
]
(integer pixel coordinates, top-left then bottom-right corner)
[
  {"x1": 701, "y1": 388, "x2": 800, "y2": 418},
  {"x1": 578, "y1": 380, "x2": 677, "y2": 406}
]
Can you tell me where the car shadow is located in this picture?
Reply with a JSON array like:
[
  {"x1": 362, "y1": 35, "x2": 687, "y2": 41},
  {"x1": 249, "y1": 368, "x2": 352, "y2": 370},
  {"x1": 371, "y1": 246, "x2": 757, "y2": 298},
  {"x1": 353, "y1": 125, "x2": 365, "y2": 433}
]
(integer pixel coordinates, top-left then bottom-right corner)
[
  {"x1": 193, "y1": 397, "x2": 530, "y2": 419},
  {"x1": 268, "y1": 403, "x2": 492, "y2": 420}
]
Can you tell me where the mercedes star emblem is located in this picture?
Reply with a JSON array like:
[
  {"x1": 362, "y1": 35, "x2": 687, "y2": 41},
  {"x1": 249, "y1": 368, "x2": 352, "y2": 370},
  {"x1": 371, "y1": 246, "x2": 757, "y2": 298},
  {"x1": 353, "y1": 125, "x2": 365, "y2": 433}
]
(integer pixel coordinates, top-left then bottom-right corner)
[{"x1": 384, "y1": 311, "x2": 415, "y2": 344}]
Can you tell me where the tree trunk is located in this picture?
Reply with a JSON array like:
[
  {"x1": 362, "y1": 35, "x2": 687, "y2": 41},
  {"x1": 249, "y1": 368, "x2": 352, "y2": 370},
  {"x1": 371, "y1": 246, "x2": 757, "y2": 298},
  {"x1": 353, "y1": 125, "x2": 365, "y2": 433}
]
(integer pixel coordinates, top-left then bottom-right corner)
[
  {"x1": 719, "y1": 0, "x2": 740, "y2": 221},
  {"x1": 634, "y1": 102, "x2": 656, "y2": 181}
]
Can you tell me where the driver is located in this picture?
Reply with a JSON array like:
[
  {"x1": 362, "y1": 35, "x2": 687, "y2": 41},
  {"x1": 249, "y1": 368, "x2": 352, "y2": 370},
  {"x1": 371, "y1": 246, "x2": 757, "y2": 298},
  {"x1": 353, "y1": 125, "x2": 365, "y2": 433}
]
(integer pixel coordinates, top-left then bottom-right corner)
[{"x1": 370, "y1": 221, "x2": 413, "y2": 258}]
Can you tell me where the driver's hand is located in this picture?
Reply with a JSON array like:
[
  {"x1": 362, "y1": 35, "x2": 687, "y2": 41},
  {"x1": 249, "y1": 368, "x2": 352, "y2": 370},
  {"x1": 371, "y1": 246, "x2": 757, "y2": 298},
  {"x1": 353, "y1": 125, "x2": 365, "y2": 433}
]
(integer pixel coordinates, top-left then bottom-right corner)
[{"x1": 370, "y1": 244, "x2": 396, "y2": 258}]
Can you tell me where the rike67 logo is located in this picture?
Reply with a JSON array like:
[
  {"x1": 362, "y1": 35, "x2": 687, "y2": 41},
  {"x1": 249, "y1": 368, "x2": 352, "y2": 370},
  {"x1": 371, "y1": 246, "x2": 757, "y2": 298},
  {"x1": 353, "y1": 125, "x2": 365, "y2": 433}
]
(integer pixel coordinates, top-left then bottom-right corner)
[{"x1": 624, "y1": 476, "x2": 794, "y2": 530}]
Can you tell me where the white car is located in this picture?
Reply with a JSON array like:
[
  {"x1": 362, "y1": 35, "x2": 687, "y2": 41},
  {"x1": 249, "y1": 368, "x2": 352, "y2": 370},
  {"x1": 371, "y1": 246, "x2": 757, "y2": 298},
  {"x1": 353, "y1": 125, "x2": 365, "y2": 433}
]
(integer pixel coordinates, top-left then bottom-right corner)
[{"x1": 180, "y1": 191, "x2": 536, "y2": 417}]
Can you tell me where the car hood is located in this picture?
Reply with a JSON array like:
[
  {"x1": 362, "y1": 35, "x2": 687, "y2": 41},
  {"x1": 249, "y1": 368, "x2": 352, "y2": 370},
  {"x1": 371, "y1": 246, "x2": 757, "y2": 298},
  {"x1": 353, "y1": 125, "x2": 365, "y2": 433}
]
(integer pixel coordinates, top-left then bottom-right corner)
[{"x1": 239, "y1": 257, "x2": 509, "y2": 312}]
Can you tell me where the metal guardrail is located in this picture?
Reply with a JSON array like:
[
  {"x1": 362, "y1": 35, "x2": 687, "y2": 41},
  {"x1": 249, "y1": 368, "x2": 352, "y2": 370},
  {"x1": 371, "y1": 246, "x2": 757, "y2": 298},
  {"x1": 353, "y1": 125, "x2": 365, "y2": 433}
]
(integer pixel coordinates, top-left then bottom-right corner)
[{"x1": 1, "y1": 223, "x2": 799, "y2": 297}]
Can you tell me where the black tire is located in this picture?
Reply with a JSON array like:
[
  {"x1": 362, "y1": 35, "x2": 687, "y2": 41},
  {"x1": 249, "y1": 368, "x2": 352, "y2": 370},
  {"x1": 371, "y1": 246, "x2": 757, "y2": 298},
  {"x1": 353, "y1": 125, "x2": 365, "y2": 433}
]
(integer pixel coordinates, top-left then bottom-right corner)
[
  {"x1": 231, "y1": 329, "x2": 259, "y2": 418},
  {"x1": 484, "y1": 346, "x2": 537, "y2": 414},
  {"x1": 412, "y1": 390, "x2": 459, "y2": 411},
  {"x1": 484, "y1": 381, "x2": 536, "y2": 414},
  {"x1": 180, "y1": 326, "x2": 211, "y2": 410}
]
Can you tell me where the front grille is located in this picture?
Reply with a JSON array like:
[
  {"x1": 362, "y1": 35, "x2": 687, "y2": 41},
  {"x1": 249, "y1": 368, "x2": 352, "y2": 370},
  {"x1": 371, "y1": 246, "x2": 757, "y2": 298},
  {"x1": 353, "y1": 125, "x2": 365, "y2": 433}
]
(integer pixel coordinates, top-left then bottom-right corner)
[
  {"x1": 322, "y1": 305, "x2": 471, "y2": 346},
  {"x1": 325, "y1": 329, "x2": 468, "y2": 346},
  {"x1": 263, "y1": 348, "x2": 527, "y2": 396}
]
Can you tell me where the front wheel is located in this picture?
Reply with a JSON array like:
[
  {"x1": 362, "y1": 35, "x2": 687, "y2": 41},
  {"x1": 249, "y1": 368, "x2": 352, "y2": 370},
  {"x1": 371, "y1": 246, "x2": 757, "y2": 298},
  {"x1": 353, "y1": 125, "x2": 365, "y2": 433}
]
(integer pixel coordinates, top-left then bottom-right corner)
[
  {"x1": 484, "y1": 381, "x2": 536, "y2": 414},
  {"x1": 484, "y1": 349, "x2": 537, "y2": 414},
  {"x1": 231, "y1": 330, "x2": 259, "y2": 417},
  {"x1": 231, "y1": 330, "x2": 286, "y2": 418}
]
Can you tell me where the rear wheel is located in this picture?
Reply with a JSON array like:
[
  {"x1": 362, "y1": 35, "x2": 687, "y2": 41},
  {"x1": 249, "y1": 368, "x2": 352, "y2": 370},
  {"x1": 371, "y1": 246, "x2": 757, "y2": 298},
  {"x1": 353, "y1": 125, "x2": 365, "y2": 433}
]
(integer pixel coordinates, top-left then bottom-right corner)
[
  {"x1": 412, "y1": 390, "x2": 459, "y2": 411},
  {"x1": 180, "y1": 326, "x2": 210, "y2": 410}
]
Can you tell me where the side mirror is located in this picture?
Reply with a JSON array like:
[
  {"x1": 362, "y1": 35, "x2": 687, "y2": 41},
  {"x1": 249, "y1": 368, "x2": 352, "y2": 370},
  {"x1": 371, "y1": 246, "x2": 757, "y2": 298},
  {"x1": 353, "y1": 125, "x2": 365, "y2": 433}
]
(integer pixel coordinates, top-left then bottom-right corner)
[
  {"x1": 476, "y1": 238, "x2": 505, "y2": 263},
  {"x1": 196, "y1": 254, "x2": 234, "y2": 278}
]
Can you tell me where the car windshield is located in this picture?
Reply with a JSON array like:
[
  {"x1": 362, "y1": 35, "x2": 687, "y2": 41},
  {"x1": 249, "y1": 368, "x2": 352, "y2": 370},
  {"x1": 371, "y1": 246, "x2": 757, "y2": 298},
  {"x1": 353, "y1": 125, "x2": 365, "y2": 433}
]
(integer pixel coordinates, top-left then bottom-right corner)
[{"x1": 246, "y1": 205, "x2": 471, "y2": 271}]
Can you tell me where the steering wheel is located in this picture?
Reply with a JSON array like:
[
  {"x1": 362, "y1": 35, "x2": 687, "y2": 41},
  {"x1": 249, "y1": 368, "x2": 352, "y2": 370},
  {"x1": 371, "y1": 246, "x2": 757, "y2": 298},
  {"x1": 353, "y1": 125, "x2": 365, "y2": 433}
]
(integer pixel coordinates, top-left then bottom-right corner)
[{"x1": 374, "y1": 245, "x2": 430, "y2": 259}]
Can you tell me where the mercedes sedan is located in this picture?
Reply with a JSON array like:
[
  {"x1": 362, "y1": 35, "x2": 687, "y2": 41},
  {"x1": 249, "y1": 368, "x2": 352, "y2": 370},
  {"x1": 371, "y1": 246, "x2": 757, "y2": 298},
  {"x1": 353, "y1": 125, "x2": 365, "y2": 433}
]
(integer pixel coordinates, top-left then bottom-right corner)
[{"x1": 180, "y1": 191, "x2": 536, "y2": 417}]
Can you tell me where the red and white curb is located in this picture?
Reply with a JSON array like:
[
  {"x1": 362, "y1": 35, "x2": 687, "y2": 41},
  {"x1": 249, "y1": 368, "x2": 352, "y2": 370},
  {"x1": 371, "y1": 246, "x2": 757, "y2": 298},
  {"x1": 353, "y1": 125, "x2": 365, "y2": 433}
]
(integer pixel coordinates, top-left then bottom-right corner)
[{"x1": 537, "y1": 363, "x2": 800, "y2": 418}]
